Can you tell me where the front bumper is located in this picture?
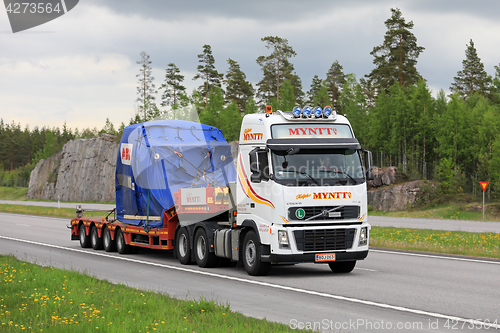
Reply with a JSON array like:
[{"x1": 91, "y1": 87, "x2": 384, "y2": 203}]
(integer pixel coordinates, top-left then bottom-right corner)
[{"x1": 261, "y1": 250, "x2": 369, "y2": 263}]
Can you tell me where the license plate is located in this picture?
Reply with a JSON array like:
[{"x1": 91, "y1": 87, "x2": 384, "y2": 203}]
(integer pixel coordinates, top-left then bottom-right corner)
[{"x1": 315, "y1": 253, "x2": 336, "y2": 262}]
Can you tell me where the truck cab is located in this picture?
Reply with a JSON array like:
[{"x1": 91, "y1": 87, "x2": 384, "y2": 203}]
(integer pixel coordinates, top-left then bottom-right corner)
[{"x1": 234, "y1": 106, "x2": 372, "y2": 275}]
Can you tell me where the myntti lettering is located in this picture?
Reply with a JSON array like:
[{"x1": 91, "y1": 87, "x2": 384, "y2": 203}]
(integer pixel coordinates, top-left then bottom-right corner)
[
  {"x1": 313, "y1": 192, "x2": 352, "y2": 199},
  {"x1": 186, "y1": 193, "x2": 200, "y2": 203},
  {"x1": 288, "y1": 127, "x2": 338, "y2": 136},
  {"x1": 243, "y1": 128, "x2": 264, "y2": 141}
]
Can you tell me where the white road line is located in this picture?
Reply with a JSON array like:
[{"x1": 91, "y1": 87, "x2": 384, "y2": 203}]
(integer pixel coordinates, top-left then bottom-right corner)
[
  {"x1": 1, "y1": 235, "x2": 499, "y2": 329},
  {"x1": 371, "y1": 249, "x2": 500, "y2": 265},
  {"x1": 15, "y1": 224, "x2": 31, "y2": 227},
  {"x1": 354, "y1": 267, "x2": 377, "y2": 272}
]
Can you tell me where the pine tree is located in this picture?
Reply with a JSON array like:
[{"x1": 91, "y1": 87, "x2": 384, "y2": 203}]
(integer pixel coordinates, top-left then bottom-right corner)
[
  {"x1": 224, "y1": 58, "x2": 254, "y2": 114},
  {"x1": 367, "y1": 8, "x2": 425, "y2": 92},
  {"x1": 256, "y1": 36, "x2": 302, "y2": 106},
  {"x1": 277, "y1": 80, "x2": 295, "y2": 111},
  {"x1": 193, "y1": 44, "x2": 224, "y2": 106},
  {"x1": 338, "y1": 75, "x2": 368, "y2": 145},
  {"x1": 450, "y1": 39, "x2": 492, "y2": 99},
  {"x1": 325, "y1": 61, "x2": 346, "y2": 109},
  {"x1": 306, "y1": 75, "x2": 323, "y2": 105},
  {"x1": 160, "y1": 63, "x2": 186, "y2": 110},
  {"x1": 136, "y1": 51, "x2": 157, "y2": 119}
]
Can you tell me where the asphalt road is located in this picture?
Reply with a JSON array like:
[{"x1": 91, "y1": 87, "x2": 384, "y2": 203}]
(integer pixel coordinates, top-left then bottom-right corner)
[
  {"x1": 1, "y1": 212, "x2": 499, "y2": 332},
  {"x1": 370, "y1": 216, "x2": 500, "y2": 233}
]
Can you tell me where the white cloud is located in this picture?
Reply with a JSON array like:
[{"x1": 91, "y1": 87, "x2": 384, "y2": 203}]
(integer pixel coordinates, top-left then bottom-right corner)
[{"x1": 1, "y1": 1, "x2": 500, "y2": 131}]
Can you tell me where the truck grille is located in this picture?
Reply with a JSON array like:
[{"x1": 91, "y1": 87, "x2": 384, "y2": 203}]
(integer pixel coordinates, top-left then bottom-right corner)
[
  {"x1": 293, "y1": 228, "x2": 356, "y2": 252},
  {"x1": 288, "y1": 206, "x2": 359, "y2": 221}
]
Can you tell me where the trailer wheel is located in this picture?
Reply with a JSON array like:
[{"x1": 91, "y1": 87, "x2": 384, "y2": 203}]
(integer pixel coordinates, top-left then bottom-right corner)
[
  {"x1": 194, "y1": 228, "x2": 218, "y2": 268},
  {"x1": 79, "y1": 223, "x2": 91, "y2": 248},
  {"x1": 103, "y1": 227, "x2": 116, "y2": 252},
  {"x1": 176, "y1": 228, "x2": 192, "y2": 265},
  {"x1": 91, "y1": 225, "x2": 103, "y2": 250},
  {"x1": 116, "y1": 229, "x2": 131, "y2": 254},
  {"x1": 242, "y1": 231, "x2": 271, "y2": 276},
  {"x1": 328, "y1": 261, "x2": 356, "y2": 273}
]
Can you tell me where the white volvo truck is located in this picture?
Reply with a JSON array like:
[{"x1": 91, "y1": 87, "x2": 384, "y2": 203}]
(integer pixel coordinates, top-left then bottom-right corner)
[{"x1": 71, "y1": 105, "x2": 373, "y2": 276}]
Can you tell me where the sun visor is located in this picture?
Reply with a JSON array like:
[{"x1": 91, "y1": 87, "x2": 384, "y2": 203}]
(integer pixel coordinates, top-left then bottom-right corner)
[{"x1": 267, "y1": 138, "x2": 361, "y2": 150}]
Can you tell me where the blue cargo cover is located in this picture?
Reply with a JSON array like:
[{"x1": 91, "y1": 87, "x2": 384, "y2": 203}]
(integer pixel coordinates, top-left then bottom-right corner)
[{"x1": 115, "y1": 120, "x2": 236, "y2": 228}]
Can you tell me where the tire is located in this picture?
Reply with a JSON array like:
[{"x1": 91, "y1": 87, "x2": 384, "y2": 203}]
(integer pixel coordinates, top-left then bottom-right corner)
[
  {"x1": 328, "y1": 261, "x2": 356, "y2": 273},
  {"x1": 103, "y1": 227, "x2": 116, "y2": 252},
  {"x1": 242, "y1": 231, "x2": 271, "y2": 276},
  {"x1": 116, "y1": 229, "x2": 131, "y2": 254},
  {"x1": 176, "y1": 227, "x2": 193, "y2": 265},
  {"x1": 91, "y1": 225, "x2": 103, "y2": 250},
  {"x1": 194, "y1": 228, "x2": 218, "y2": 268},
  {"x1": 79, "y1": 223, "x2": 91, "y2": 248}
]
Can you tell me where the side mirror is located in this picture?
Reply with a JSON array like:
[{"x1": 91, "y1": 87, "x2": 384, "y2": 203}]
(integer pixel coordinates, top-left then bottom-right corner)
[
  {"x1": 249, "y1": 148, "x2": 269, "y2": 183},
  {"x1": 364, "y1": 150, "x2": 374, "y2": 181}
]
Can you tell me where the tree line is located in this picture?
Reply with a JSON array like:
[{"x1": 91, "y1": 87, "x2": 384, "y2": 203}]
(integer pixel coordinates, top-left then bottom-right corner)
[{"x1": 3, "y1": 7, "x2": 500, "y2": 198}]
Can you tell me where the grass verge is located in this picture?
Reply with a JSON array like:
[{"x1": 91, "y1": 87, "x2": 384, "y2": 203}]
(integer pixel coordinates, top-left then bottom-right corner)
[
  {"x1": 0, "y1": 254, "x2": 305, "y2": 333},
  {"x1": 371, "y1": 227, "x2": 500, "y2": 259},
  {"x1": 0, "y1": 205, "x2": 106, "y2": 219},
  {"x1": 0, "y1": 187, "x2": 29, "y2": 201}
]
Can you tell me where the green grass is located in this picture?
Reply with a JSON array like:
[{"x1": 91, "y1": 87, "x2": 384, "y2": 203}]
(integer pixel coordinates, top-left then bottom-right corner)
[
  {"x1": 0, "y1": 187, "x2": 29, "y2": 201},
  {"x1": 0, "y1": 186, "x2": 114, "y2": 205},
  {"x1": 369, "y1": 202, "x2": 500, "y2": 221},
  {"x1": 0, "y1": 254, "x2": 306, "y2": 333},
  {"x1": 371, "y1": 227, "x2": 500, "y2": 259},
  {"x1": 0, "y1": 204, "x2": 107, "y2": 219}
]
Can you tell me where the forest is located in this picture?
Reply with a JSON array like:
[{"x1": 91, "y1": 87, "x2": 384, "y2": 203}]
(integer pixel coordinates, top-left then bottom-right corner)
[{"x1": 2, "y1": 8, "x2": 500, "y2": 200}]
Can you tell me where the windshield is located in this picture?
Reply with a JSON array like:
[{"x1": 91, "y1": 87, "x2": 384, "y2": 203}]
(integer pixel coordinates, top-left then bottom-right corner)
[{"x1": 271, "y1": 148, "x2": 364, "y2": 185}]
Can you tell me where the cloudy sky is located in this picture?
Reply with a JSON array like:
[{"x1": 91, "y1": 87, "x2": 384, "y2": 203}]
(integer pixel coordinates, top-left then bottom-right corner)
[{"x1": 1, "y1": 0, "x2": 499, "y2": 131}]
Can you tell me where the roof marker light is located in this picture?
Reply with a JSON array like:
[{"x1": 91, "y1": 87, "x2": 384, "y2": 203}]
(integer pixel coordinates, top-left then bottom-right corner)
[
  {"x1": 323, "y1": 106, "x2": 333, "y2": 118},
  {"x1": 266, "y1": 105, "x2": 273, "y2": 114},
  {"x1": 313, "y1": 106, "x2": 322, "y2": 118},
  {"x1": 302, "y1": 106, "x2": 312, "y2": 118},
  {"x1": 292, "y1": 106, "x2": 302, "y2": 118}
]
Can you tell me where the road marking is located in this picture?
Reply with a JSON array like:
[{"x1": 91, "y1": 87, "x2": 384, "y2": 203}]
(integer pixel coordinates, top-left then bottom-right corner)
[
  {"x1": 371, "y1": 249, "x2": 500, "y2": 265},
  {"x1": 354, "y1": 267, "x2": 377, "y2": 272},
  {"x1": 1, "y1": 235, "x2": 499, "y2": 330},
  {"x1": 15, "y1": 224, "x2": 31, "y2": 227}
]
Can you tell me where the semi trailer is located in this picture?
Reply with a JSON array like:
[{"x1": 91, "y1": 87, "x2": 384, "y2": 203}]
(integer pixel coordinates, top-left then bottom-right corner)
[{"x1": 71, "y1": 105, "x2": 373, "y2": 275}]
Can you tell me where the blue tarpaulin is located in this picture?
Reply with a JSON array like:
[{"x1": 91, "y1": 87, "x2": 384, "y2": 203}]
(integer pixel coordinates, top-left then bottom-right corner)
[{"x1": 115, "y1": 120, "x2": 236, "y2": 228}]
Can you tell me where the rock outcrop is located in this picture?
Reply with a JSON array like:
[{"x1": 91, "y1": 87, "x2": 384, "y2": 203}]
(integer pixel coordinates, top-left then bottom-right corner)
[
  {"x1": 368, "y1": 166, "x2": 397, "y2": 188},
  {"x1": 368, "y1": 180, "x2": 424, "y2": 211},
  {"x1": 28, "y1": 135, "x2": 118, "y2": 202}
]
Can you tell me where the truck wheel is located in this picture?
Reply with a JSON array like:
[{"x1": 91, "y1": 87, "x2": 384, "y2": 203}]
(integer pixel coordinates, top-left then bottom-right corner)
[
  {"x1": 116, "y1": 229, "x2": 131, "y2": 254},
  {"x1": 91, "y1": 225, "x2": 103, "y2": 250},
  {"x1": 194, "y1": 228, "x2": 218, "y2": 268},
  {"x1": 79, "y1": 223, "x2": 91, "y2": 248},
  {"x1": 176, "y1": 227, "x2": 193, "y2": 265},
  {"x1": 328, "y1": 261, "x2": 356, "y2": 273},
  {"x1": 242, "y1": 231, "x2": 271, "y2": 276},
  {"x1": 103, "y1": 227, "x2": 116, "y2": 252}
]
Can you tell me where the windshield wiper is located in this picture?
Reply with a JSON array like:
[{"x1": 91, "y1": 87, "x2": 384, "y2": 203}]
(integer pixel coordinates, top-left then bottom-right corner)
[
  {"x1": 280, "y1": 169, "x2": 318, "y2": 184},
  {"x1": 318, "y1": 168, "x2": 358, "y2": 184}
]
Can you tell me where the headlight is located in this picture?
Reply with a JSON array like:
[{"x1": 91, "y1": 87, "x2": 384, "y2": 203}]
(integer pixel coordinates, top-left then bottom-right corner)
[
  {"x1": 359, "y1": 227, "x2": 368, "y2": 246},
  {"x1": 278, "y1": 230, "x2": 290, "y2": 249}
]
